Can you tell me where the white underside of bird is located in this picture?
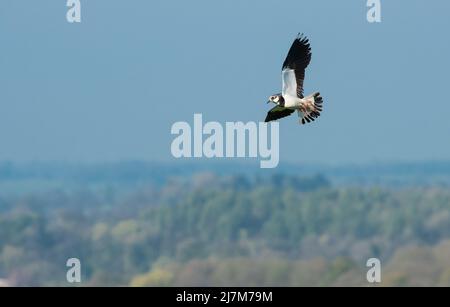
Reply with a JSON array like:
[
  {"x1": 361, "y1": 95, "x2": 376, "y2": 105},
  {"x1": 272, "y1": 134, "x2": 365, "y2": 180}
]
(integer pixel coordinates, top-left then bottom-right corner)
[
  {"x1": 282, "y1": 67, "x2": 322, "y2": 123},
  {"x1": 282, "y1": 69, "x2": 315, "y2": 108}
]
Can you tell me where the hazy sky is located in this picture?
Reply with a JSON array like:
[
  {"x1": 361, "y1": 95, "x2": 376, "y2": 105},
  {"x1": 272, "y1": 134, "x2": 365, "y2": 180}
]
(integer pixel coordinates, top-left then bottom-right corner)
[{"x1": 1, "y1": 0, "x2": 449, "y2": 164}]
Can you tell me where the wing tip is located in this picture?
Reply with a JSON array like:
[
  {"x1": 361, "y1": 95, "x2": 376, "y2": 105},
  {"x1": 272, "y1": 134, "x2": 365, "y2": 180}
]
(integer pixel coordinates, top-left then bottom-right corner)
[
  {"x1": 282, "y1": 32, "x2": 312, "y2": 70},
  {"x1": 296, "y1": 33, "x2": 309, "y2": 44}
]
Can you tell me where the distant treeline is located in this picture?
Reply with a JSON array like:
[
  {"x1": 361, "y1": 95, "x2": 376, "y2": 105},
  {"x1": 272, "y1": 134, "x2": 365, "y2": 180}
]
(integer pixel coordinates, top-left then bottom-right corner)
[
  {"x1": 1, "y1": 172, "x2": 450, "y2": 286},
  {"x1": 2, "y1": 161, "x2": 450, "y2": 187}
]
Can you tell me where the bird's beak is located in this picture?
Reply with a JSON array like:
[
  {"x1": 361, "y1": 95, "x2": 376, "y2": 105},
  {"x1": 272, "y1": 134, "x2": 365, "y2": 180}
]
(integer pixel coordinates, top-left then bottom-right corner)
[{"x1": 267, "y1": 101, "x2": 271, "y2": 104}]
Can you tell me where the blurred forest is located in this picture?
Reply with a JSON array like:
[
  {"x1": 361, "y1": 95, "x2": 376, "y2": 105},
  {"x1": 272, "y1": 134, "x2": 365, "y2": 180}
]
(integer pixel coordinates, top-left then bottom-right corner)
[{"x1": 1, "y1": 162, "x2": 450, "y2": 286}]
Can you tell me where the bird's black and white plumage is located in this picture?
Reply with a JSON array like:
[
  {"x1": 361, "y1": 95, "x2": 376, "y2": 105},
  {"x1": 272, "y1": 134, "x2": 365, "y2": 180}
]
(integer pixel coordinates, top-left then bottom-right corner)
[{"x1": 265, "y1": 34, "x2": 323, "y2": 125}]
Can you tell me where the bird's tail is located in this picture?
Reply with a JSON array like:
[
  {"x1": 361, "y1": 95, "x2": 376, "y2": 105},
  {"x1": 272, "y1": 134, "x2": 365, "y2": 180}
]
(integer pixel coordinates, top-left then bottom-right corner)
[{"x1": 300, "y1": 92, "x2": 323, "y2": 125}]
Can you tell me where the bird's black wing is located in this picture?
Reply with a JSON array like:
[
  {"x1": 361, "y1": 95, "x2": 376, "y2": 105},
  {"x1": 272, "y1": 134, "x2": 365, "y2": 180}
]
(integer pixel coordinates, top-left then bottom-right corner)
[
  {"x1": 265, "y1": 106, "x2": 295, "y2": 122},
  {"x1": 281, "y1": 34, "x2": 312, "y2": 98}
]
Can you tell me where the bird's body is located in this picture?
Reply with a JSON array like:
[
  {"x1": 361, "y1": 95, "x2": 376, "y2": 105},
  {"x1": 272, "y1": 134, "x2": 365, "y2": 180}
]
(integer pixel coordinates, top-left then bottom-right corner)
[{"x1": 265, "y1": 34, "x2": 323, "y2": 125}]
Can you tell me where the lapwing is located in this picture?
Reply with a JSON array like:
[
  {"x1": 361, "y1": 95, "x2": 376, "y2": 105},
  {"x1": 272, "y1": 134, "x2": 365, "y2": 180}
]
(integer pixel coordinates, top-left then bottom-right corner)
[{"x1": 265, "y1": 34, "x2": 323, "y2": 125}]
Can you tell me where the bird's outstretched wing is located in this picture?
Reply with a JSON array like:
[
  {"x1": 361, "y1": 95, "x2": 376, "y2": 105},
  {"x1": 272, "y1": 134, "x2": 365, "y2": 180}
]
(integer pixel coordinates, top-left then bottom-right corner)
[
  {"x1": 282, "y1": 34, "x2": 312, "y2": 99},
  {"x1": 265, "y1": 105, "x2": 295, "y2": 122}
]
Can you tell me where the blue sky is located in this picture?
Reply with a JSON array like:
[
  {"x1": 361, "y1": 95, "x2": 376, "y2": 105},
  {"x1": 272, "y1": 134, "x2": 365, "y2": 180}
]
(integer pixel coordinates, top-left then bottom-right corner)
[{"x1": 0, "y1": 0, "x2": 449, "y2": 164}]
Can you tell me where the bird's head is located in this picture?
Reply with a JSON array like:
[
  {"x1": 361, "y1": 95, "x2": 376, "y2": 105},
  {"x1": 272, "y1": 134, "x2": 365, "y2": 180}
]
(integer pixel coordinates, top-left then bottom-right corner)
[{"x1": 268, "y1": 95, "x2": 281, "y2": 105}]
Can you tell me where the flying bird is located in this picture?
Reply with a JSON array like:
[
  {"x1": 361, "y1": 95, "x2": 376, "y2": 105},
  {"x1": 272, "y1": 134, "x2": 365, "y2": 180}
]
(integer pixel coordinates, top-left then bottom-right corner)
[{"x1": 265, "y1": 34, "x2": 323, "y2": 125}]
